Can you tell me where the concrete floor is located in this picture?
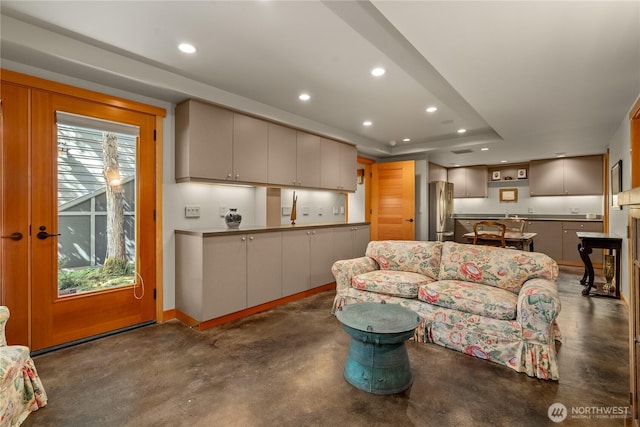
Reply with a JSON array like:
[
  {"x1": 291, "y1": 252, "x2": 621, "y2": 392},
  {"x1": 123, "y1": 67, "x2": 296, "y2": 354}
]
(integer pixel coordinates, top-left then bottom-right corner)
[{"x1": 24, "y1": 267, "x2": 630, "y2": 426}]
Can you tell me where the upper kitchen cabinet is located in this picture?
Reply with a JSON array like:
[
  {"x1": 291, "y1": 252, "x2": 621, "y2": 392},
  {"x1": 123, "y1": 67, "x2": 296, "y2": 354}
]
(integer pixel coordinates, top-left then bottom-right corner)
[
  {"x1": 175, "y1": 99, "x2": 234, "y2": 182},
  {"x1": 529, "y1": 155, "x2": 603, "y2": 196},
  {"x1": 448, "y1": 166, "x2": 488, "y2": 198},
  {"x1": 267, "y1": 123, "x2": 297, "y2": 186},
  {"x1": 296, "y1": 131, "x2": 322, "y2": 188},
  {"x1": 321, "y1": 138, "x2": 357, "y2": 192},
  {"x1": 176, "y1": 99, "x2": 357, "y2": 191},
  {"x1": 233, "y1": 113, "x2": 268, "y2": 183}
]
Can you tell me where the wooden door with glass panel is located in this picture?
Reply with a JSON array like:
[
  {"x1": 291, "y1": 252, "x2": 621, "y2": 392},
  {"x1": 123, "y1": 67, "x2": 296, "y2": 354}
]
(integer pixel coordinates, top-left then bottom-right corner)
[{"x1": 30, "y1": 90, "x2": 157, "y2": 351}]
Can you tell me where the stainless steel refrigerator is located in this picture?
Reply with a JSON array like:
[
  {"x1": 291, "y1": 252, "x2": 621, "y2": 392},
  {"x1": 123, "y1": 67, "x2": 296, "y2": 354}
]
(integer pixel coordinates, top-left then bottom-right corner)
[{"x1": 428, "y1": 181, "x2": 455, "y2": 242}]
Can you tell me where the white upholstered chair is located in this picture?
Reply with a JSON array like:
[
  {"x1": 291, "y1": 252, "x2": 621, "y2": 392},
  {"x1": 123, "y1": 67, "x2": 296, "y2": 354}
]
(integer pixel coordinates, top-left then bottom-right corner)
[{"x1": 0, "y1": 306, "x2": 48, "y2": 425}]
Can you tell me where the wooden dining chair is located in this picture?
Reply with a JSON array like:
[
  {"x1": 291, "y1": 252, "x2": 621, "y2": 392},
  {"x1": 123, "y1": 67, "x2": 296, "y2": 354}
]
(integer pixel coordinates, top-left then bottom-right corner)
[
  {"x1": 473, "y1": 221, "x2": 507, "y2": 248},
  {"x1": 499, "y1": 218, "x2": 525, "y2": 234}
]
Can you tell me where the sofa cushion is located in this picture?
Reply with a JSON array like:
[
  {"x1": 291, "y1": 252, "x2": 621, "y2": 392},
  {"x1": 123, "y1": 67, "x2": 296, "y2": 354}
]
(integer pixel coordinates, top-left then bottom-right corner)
[
  {"x1": 418, "y1": 280, "x2": 518, "y2": 320},
  {"x1": 365, "y1": 240, "x2": 442, "y2": 279},
  {"x1": 352, "y1": 270, "x2": 433, "y2": 298},
  {"x1": 438, "y1": 241, "x2": 559, "y2": 293}
]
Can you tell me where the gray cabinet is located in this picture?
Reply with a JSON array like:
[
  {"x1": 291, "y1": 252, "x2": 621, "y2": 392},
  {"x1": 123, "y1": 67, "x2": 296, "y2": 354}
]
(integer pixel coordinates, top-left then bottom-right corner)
[
  {"x1": 176, "y1": 100, "x2": 357, "y2": 191},
  {"x1": 448, "y1": 166, "x2": 488, "y2": 198},
  {"x1": 175, "y1": 233, "x2": 247, "y2": 321},
  {"x1": 562, "y1": 221, "x2": 603, "y2": 263},
  {"x1": 529, "y1": 155, "x2": 603, "y2": 196},
  {"x1": 267, "y1": 123, "x2": 297, "y2": 186},
  {"x1": 333, "y1": 225, "x2": 370, "y2": 261},
  {"x1": 309, "y1": 228, "x2": 334, "y2": 287},
  {"x1": 233, "y1": 114, "x2": 268, "y2": 184},
  {"x1": 176, "y1": 224, "x2": 369, "y2": 323},
  {"x1": 454, "y1": 219, "x2": 479, "y2": 242},
  {"x1": 296, "y1": 131, "x2": 322, "y2": 188},
  {"x1": 247, "y1": 232, "x2": 283, "y2": 307},
  {"x1": 175, "y1": 99, "x2": 234, "y2": 182},
  {"x1": 175, "y1": 231, "x2": 282, "y2": 322},
  {"x1": 526, "y1": 220, "x2": 563, "y2": 260},
  {"x1": 321, "y1": 138, "x2": 357, "y2": 192},
  {"x1": 282, "y1": 230, "x2": 312, "y2": 295}
]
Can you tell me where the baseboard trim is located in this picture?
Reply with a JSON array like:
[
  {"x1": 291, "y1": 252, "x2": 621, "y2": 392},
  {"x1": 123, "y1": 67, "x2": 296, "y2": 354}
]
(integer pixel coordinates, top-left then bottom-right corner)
[{"x1": 174, "y1": 283, "x2": 336, "y2": 331}]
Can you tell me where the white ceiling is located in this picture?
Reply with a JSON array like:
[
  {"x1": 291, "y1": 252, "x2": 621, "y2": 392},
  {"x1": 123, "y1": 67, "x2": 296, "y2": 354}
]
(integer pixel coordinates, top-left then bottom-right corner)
[{"x1": 1, "y1": 1, "x2": 638, "y2": 167}]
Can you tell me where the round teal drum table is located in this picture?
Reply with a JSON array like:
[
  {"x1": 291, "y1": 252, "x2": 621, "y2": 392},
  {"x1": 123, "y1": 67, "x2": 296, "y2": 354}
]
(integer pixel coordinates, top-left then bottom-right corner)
[{"x1": 336, "y1": 302, "x2": 420, "y2": 395}]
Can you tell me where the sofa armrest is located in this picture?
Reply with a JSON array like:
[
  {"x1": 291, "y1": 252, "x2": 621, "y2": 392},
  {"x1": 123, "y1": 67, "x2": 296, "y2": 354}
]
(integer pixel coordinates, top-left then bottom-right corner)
[
  {"x1": 0, "y1": 306, "x2": 9, "y2": 347},
  {"x1": 516, "y1": 278, "x2": 561, "y2": 343},
  {"x1": 331, "y1": 257, "x2": 379, "y2": 293}
]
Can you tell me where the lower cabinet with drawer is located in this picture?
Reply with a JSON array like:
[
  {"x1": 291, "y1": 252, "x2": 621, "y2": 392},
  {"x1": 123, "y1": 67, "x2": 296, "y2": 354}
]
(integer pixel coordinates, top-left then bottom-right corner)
[
  {"x1": 525, "y1": 220, "x2": 563, "y2": 260},
  {"x1": 561, "y1": 221, "x2": 603, "y2": 264}
]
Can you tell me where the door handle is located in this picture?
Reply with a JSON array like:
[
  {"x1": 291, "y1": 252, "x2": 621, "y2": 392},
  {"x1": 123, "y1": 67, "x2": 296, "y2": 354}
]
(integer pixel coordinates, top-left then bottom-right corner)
[
  {"x1": 1, "y1": 232, "x2": 23, "y2": 241},
  {"x1": 405, "y1": 218, "x2": 414, "y2": 222},
  {"x1": 37, "y1": 226, "x2": 60, "y2": 240},
  {"x1": 37, "y1": 231, "x2": 61, "y2": 240}
]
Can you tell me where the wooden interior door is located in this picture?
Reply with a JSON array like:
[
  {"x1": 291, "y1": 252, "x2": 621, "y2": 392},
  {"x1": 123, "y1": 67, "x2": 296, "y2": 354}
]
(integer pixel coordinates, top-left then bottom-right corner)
[
  {"x1": 30, "y1": 90, "x2": 157, "y2": 351},
  {"x1": 0, "y1": 82, "x2": 31, "y2": 345},
  {"x1": 370, "y1": 161, "x2": 415, "y2": 240}
]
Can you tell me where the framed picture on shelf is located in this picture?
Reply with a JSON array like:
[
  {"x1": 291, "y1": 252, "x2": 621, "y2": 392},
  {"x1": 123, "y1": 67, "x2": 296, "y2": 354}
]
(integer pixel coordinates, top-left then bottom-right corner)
[
  {"x1": 491, "y1": 171, "x2": 501, "y2": 181},
  {"x1": 517, "y1": 168, "x2": 527, "y2": 179}
]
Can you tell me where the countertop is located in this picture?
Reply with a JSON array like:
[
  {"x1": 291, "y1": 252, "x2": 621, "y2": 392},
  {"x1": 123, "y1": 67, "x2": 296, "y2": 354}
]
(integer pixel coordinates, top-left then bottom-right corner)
[
  {"x1": 175, "y1": 222, "x2": 370, "y2": 237},
  {"x1": 454, "y1": 214, "x2": 602, "y2": 222}
]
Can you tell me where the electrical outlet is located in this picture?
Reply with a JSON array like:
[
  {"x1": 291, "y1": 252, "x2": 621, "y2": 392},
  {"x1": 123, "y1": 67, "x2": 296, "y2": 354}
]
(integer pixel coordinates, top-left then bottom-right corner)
[
  {"x1": 340, "y1": 206, "x2": 345, "y2": 214},
  {"x1": 570, "y1": 207, "x2": 579, "y2": 214},
  {"x1": 185, "y1": 205, "x2": 201, "y2": 218},
  {"x1": 219, "y1": 207, "x2": 227, "y2": 217},
  {"x1": 528, "y1": 207, "x2": 534, "y2": 213}
]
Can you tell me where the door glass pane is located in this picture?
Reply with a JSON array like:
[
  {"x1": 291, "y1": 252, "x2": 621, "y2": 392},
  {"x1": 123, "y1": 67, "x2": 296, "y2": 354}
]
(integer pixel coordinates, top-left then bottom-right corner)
[{"x1": 57, "y1": 117, "x2": 138, "y2": 297}]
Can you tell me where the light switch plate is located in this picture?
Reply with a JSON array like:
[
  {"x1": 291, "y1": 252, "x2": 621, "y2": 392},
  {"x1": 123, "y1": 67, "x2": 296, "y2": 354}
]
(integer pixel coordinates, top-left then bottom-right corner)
[
  {"x1": 185, "y1": 205, "x2": 201, "y2": 218},
  {"x1": 282, "y1": 206, "x2": 292, "y2": 216}
]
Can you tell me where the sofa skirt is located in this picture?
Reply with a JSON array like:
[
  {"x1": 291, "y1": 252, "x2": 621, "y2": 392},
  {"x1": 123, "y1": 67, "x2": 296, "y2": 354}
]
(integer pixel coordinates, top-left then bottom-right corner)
[{"x1": 332, "y1": 290, "x2": 560, "y2": 380}]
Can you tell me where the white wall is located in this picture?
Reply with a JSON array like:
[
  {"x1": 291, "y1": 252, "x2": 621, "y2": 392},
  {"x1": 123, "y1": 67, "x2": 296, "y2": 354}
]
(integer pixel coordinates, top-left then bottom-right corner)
[{"x1": 607, "y1": 95, "x2": 637, "y2": 302}]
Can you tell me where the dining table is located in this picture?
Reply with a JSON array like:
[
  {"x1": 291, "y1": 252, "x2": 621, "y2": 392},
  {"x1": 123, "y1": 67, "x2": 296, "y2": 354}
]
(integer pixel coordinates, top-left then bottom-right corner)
[{"x1": 462, "y1": 231, "x2": 537, "y2": 251}]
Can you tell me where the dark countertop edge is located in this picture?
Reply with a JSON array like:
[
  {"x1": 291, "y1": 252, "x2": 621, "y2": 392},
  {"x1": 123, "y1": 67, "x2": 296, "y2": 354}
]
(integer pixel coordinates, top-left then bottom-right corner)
[
  {"x1": 454, "y1": 214, "x2": 602, "y2": 221},
  {"x1": 175, "y1": 222, "x2": 370, "y2": 237}
]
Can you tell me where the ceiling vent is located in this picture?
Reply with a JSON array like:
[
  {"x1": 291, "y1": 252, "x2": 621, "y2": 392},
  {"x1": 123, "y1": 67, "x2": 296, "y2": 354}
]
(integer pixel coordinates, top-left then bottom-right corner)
[{"x1": 451, "y1": 149, "x2": 473, "y2": 154}]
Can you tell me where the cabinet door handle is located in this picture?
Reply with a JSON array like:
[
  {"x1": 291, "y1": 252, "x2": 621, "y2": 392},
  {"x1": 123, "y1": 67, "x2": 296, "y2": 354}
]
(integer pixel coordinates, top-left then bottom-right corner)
[
  {"x1": 241, "y1": 237, "x2": 246, "y2": 241},
  {"x1": 249, "y1": 236, "x2": 254, "y2": 240}
]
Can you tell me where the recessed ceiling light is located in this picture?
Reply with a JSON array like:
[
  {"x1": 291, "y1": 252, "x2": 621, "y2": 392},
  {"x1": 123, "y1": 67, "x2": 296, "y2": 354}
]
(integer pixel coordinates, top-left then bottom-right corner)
[
  {"x1": 556, "y1": 152, "x2": 566, "y2": 158},
  {"x1": 389, "y1": 140, "x2": 397, "y2": 146},
  {"x1": 500, "y1": 160, "x2": 508, "y2": 163},
  {"x1": 178, "y1": 43, "x2": 196, "y2": 54},
  {"x1": 480, "y1": 147, "x2": 489, "y2": 151},
  {"x1": 363, "y1": 121, "x2": 372, "y2": 126},
  {"x1": 298, "y1": 93, "x2": 311, "y2": 101},
  {"x1": 371, "y1": 67, "x2": 386, "y2": 77},
  {"x1": 457, "y1": 128, "x2": 467, "y2": 134},
  {"x1": 402, "y1": 138, "x2": 411, "y2": 142},
  {"x1": 426, "y1": 106, "x2": 438, "y2": 113}
]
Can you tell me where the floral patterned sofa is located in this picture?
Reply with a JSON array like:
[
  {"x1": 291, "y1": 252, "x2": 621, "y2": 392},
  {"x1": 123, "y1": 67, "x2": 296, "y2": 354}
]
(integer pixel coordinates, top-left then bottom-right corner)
[
  {"x1": 0, "y1": 306, "x2": 48, "y2": 426},
  {"x1": 331, "y1": 240, "x2": 561, "y2": 380}
]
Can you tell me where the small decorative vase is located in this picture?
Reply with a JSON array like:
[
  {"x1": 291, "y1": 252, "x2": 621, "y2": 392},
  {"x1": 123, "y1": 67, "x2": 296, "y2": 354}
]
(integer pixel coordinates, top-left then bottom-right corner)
[
  {"x1": 603, "y1": 254, "x2": 615, "y2": 294},
  {"x1": 224, "y1": 208, "x2": 242, "y2": 229}
]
